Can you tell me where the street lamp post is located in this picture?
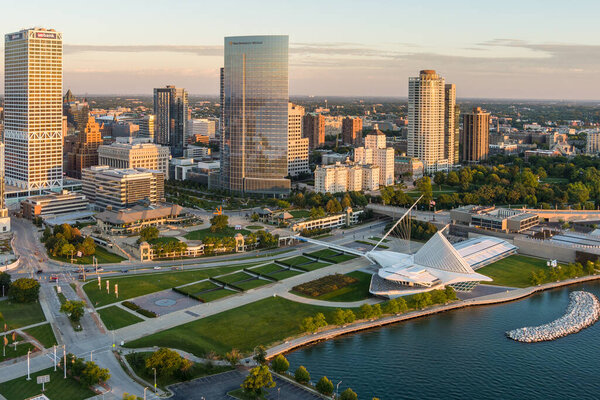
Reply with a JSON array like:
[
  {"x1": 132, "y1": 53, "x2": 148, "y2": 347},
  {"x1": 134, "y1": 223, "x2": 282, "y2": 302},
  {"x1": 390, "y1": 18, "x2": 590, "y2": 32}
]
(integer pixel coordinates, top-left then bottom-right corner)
[
  {"x1": 63, "y1": 345, "x2": 67, "y2": 379},
  {"x1": 143, "y1": 387, "x2": 148, "y2": 400},
  {"x1": 26, "y1": 349, "x2": 31, "y2": 380},
  {"x1": 336, "y1": 380, "x2": 342, "y2": 399},
  {"x1": 53, "y1": 345, "x2": 57, "y2": 371},
  {"x1": 153, "y1": 367, "x2": 157, "y2": 393}
]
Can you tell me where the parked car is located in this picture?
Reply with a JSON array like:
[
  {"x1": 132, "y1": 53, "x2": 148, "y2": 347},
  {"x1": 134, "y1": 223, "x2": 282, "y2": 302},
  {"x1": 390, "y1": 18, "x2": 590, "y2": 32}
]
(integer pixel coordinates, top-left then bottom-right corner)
[{"x1": 153, "y1": 266, "x2": 162, "y2": 270}]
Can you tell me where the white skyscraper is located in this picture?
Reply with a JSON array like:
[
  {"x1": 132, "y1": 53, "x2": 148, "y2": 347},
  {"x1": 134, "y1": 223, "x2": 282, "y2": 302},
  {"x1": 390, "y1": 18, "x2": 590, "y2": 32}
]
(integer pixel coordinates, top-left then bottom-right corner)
[
  {"x1": 4, "y1": 28, "x2": 63, "y2": 190},
  {"x1": 287, "y1": 103, "x2": 310, "y2": 177},
  {"x1": 408, "y1": 70, "x2": 448, "y2": 174}
]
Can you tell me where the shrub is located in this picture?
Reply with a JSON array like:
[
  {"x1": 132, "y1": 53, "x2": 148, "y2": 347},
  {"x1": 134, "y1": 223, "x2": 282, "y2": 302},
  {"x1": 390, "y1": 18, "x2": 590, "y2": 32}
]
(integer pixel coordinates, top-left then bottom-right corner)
[
  {"x1": 122, "y1": 301, "x2": 140, "y2": 311},
  {"x1": 9, "y1": 278, "x2": 40, "y2": 303},
  {"x1": 316, "y1": 376, "x2": 334, "y2": 395},
  {"x1": 136, "y1": 308, "x2": 157, "y2": 318},
  {"x1": 293, "y1": 274, "x2": 358, "y2": 298},
  {"x1": 294, "y1": 365, "x2": 310, "y2": 384},
  {"x1": 340, "y1": 387, "x2": 358, "y2": 400},
  {"x1": 270, "y1": 354, "x2": 289, "y2": 374}
]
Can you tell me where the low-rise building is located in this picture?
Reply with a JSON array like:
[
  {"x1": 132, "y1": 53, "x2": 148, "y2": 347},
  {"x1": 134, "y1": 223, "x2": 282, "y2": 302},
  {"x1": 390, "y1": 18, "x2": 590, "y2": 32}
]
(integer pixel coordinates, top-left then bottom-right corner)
[
  {"x1": 98, "y1": 138, "x2": 170, "y2": 178},
  {"x1": 21, "y1": 190, "x2": 89, "y2": 220},
  {"x1": 450, "y1": 205, "x2": 539, "y2": 233},
  {"x1": 95, "y1": 203, "x2": 195, "y2": 234},
  {"x1": 291, "y1": 207, "x2": 363, "y2": 232},
  {"x1": 82, "y1": 166, "x2": 165, "y2": 210},
  {"x1": 395, "y1": 156, "x2": 424, "y2": 181},
  {"x1": 183, "y1": 146, "x2": 211, "y2": 159},
  {"x1": 314, "y1": 162, "x2": 379, "y2": 193},
  {"x1": 187, "y1": 118, "x2": 216, "y2": 140},
  {"x1": 170, "y1": 158, "x2": 197, "y2": 181}
]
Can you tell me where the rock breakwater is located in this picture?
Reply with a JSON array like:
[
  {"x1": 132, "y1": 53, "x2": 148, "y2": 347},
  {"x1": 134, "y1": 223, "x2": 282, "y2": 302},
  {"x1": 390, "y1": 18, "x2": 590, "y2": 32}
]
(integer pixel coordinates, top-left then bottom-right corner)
[{"x1": 506, "y1": 291, "x2": 600, "y2": 343}]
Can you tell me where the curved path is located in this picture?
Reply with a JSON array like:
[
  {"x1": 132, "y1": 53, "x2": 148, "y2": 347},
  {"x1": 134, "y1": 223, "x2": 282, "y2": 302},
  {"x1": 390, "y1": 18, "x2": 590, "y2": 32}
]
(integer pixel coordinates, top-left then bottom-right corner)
[{"x1": 279, "y1": 291, "x2": 381, "y2": 308}]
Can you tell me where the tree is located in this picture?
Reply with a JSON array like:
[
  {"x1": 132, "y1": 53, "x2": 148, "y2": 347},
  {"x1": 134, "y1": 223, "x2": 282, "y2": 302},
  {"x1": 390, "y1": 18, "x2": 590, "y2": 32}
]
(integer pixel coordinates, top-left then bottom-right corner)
[
  {"x1": 444, "y1": 286, "x2": 457, "y2": 301},
  {"x1": 122, "y1": 394, "x2": 143, "y2": 400},
  {"x1": 294, "y1": 366, "x2": 310, "y2": 384},
  {"x1": 270, "y1": 354, "x2": 290, "y2": 374},
  {"x1": 325, "y1": 199, "x2": 342, "y2": 214},
  {"x1": 340, "y1": 387, "x2": 358, "y2": 400},
  {"x1": 447, "y1": 171, "x2": 460, "y2": 186},
  {"x1": 384, "y1": 299, "x2": 399, "y2": 314},
  {"x1": 145, "y1": 348, "x2": 186, "y2": 377},
  {"x1": 434, "y1": 172, "x2": 446, "y2": 187},
  {"x1": 9, "y1": 278, "x2": 40, "y2": 303},
  {"x1": 300, "y1": 317, "x2": 316, "y2": 333},
  {"x1": 341, "y1": 194, "x2": 352, "y2": 209},
  {"x1": 225, "y1": 348, "x2": 241, "y2": 367},
  {"x1": 60, "y1": 243, "x2": 76, "y2": 258},
  {"x1": 309, "y1": 206, "x2": 326, "y2": 219},
  {"x1": 416, "y1": 177, "x2": 433, "y2": 204},
  {"x1": 530, "y1": 270, "x2": 541, "y2": 286},
  {"x1": 431, "y1": 290, "x2": 447, "y2": 305},
  {"x1": 372, "y1": 304, "x2": 383, "y2": 318},
  {"x1": 241, "y1": 365, "x2": 275, "y2": 397},
  {"x1": 413, "y1": 292, "x2": 432, "y2": 309},
  {"x1": 316, "y1": 376, "x2": 334, "y2": 395},
  {"x1": 0, "y1": 272, "x2": 11, "y2": 295},
  {"x1": 332, "y1": 309, "x2": 347, "y2": 325},
  {"x1": 585, "y1": 260, "x2": 596, "y2": 275},
  {"x1": 343, "y1": 309, "x2": 356, "y2": 323},
  {"x1": 253, "y1": 345, "x2": 267, "y2": 365},
  {"x1": 80, "y1": 237, "x2": 96, "y2": 256},
  {"x1": 60, "y1": 300, "x2": 85, "y2": 323},
  {"x1": 138, "y1": 226, "x2": 159, "y2": 243},
  {"x1": 209, "y1": 214, "x2": 229, "y2": 233},
  {"x1": 80, "y1": 361, "x2": 110, "y2": 387},
  {"x1": 314, "y1": 312, "x2": 327, "y2": 329},
  {"x1": 360, "y1": 304, "x2": 373, "y2": 319}
]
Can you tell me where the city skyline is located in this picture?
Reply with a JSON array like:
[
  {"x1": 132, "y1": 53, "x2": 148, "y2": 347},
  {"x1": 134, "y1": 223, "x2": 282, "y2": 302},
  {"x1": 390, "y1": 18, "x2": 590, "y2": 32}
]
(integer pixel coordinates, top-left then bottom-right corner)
[{"x1": 1, "y1": 0, "x2": 600, "y2": 99}]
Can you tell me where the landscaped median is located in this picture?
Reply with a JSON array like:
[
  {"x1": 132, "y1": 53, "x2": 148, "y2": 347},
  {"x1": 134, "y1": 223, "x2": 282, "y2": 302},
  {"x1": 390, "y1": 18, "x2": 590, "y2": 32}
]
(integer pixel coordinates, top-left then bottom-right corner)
[{"x1": 0, "y1": 368, "x2": 97, "y2": 400}]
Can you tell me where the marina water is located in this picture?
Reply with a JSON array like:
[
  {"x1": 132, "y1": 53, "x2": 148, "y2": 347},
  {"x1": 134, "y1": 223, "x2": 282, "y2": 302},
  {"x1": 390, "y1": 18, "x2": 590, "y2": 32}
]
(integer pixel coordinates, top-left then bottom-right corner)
[{"x1": 285, "y1": 281, "x2": 600, "y2": 399}]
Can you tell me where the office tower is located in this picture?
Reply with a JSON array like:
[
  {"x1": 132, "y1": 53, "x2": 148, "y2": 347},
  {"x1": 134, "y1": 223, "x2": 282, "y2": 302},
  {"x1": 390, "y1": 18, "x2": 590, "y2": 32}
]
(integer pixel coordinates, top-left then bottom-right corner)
[
  {"x1": 153, "y1": 85, "x2": 188, "y2": 157},
  {"x1": 288, "y1": 103, "x2": 310, "y2": 176},
  {"x1": 138, "y1": 115, "x2": 155, "y2": 140},
  {"x1": 586, "y1": 130, "x2": 600, "y2": 155},
  {"x1": 221, "y1": 35, "x2": 290, "y2": 195},
  {"x1": 444, "y1": 84, "x2": 457, "y2": 165},
  {"x1": 453, "y1": 105, "x2": 460, "y2": 164},
  {"x1": 66, "y1": 116, "x2": 103, "y2": 178},
  {"x1": 342, "y1": 117, "x2": 363, "y2": 146},
  {"x1": 4, "y1": 28, "x2": 63, "y2": 189},
  {"x1": 354, "y1": 126, "x2": 395, "y2": 186},
  {"x1": 408, "y1": 70, "x2": 448, "y2": 174},
  {"x1": 303, "y1": 113, "x2": 325, "y2": 150},
  {"x1": 220, "y1": 67, "x2": 225, "y2": 137},
  {"x1": 462, "y1": 107, "x2": 490, "y2": 163},
  {"x1": 82, "y1": 166, "x2": 164, "y2": 210},
  {"x1": 98, "y1": 138, "x2": 170, "y2": 178},
  {"x1": 0, "y1": 143, "x2": 9, "y2": 232}
]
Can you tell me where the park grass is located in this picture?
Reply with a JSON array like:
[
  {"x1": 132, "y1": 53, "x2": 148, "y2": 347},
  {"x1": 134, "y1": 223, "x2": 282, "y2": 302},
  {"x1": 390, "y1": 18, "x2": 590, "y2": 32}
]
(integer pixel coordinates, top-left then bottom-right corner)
[
  {"x1": 83, "y1": 264, "x2": 255, "y2": 307},
  {"x1": 178, "y1": 280, "x2": 220, "y2": 294},
  {"x1": 266, "y1": 269, "x2": 304, "y2": 281},
  {"x1": 278, "y1": 256, "x2": 313, "y2": 267},
  {"x1": 184, "y1": 226, "x2": 250, "y2": 241},
  {"x1": 23, "y1": 323, "x2": 57, "y2": 349},
  {"x1": 477, "y1": 255, "x2": 553, "y2": 288},
  {"x1": 0, "y1": 300, "x2": 46, "y2": 329},
  {"x1": 0, "y1": 367, "x2": 96, "y2": 400},
  {"x1": 98, "y1": 306, "x2": 144, "y2": 330},
  {"x1": 217, "y1": 271, "x2": 253, "y2": 284},
  {"x1": 125, "y1": 352, "x2": 233, "y2": 389},
  {"x1": 297, "y1": 261, "x2": 332, "y2": 272},
  {"x1": 314, "y1": 271, "x2": 373, "y2": 302},
  {"x1": 50, "y1": 246, "x2": 126, "y2": 264},
  {"x1": 245, "y1": 225, "x2": 264, "y2": 230},
  {"x1": 199, "y1": 289, "x2": 237, "y2": 302},
  {"x1": 0, "y1": 336, "x2": 36, "y2": 362},
  {"x1": 306, "y1": 248, "x2": 340, "y2": 259},
  {"x1": 149, "y1": 237, "x2": 180, "y2": 245},
  {"x1": 125, "y1": 297, "x2": 340, "y2": 356},
  {"x1": 289, "y1": 209, "x2": 310, "y2": 218},
  {"x1": 250, "y1": 263, "x2": 284, "y2": 275},
  {"x1": 234, "y1": 279, "x2": 271, "y2": 291},
  {"x1": 326, "y1": 254, "x2": 357, "y2": 263},
  {"x1": 369, "y1": 237, "x2": 389, "y2": 243}
]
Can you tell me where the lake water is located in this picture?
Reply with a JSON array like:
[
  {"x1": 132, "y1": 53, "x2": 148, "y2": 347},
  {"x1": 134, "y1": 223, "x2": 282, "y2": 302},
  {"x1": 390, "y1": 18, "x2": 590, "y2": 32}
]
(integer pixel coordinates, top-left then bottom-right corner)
[{"x1": 285, "y1": 282, "x2": 600, "y2": 399}]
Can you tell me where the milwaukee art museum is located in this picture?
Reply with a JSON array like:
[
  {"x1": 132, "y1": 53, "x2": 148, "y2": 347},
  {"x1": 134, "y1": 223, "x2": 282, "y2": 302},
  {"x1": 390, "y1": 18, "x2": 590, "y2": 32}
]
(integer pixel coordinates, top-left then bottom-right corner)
[{"x1": 368, "y1": 231, "x2": 516, "y2": 298}]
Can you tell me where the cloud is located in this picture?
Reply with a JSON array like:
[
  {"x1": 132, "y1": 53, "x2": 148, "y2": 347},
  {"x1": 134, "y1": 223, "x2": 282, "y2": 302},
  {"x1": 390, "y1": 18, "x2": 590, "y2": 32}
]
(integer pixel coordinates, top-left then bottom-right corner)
[{"x1": 64, "y1": 44, "x2": 222, "y2": 56}]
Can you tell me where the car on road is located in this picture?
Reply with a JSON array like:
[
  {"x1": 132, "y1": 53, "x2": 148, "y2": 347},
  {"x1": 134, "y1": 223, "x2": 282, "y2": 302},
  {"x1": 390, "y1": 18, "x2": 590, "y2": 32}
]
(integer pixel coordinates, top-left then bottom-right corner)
[
  {"x1": 153, "y1": 266, "x2": 162, "y2": 270},
  {"x1": 36, "y1": 269, "x2": 43, "y2": 274},
  {"x1": 121, "y1": 269, "x2": 129, "y2": 273},
  {"x1": 96, "y1": 268, "x2": 104, "y2": 272},
  {"x1": 49, "y1": 275, "x2": 58, "y2": 282}
]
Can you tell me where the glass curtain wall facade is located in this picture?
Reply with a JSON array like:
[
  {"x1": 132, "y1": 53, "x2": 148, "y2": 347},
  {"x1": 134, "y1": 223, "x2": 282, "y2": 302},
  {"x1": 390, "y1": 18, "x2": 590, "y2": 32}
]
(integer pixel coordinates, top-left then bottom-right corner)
[
  {"x1": 153, "y1": 85, "x2": 188, "y2": 157},
  {"x1": 221, "y1": 35, "x2": 290, "y2": 195}
]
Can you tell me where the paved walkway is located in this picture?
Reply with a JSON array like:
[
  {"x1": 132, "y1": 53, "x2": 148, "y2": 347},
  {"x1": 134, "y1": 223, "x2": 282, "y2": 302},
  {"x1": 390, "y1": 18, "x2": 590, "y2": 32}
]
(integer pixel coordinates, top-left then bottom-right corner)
[{"x1": 279, "y1": 291, "x2": 380, "y2": 307}]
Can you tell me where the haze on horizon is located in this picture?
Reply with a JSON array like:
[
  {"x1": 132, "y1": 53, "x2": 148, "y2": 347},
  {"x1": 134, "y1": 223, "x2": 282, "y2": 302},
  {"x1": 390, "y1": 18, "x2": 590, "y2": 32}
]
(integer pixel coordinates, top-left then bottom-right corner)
[{"x1": 2, "y1": 0, "x2": 600, "y2": 100}]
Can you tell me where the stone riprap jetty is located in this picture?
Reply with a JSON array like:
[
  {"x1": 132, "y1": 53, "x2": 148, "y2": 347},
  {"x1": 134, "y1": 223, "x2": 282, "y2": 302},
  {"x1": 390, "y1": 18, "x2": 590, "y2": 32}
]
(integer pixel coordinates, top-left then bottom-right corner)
[{"x1": 506, "y1": 291, "x2": 600, "y2": 343}]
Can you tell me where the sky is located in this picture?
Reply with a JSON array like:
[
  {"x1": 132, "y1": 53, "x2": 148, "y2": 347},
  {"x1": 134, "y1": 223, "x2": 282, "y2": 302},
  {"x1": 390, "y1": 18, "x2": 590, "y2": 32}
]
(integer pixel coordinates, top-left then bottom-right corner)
[{"x1": 2, "y1": 0, "x2": 600, "y2": 99}]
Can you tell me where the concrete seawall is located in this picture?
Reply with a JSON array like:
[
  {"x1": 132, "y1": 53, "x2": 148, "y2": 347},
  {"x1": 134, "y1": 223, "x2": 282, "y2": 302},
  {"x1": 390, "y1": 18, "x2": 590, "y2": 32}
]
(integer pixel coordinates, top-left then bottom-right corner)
[{"x1": 267, "y1": 274, "x2": 600, "y2": 358}]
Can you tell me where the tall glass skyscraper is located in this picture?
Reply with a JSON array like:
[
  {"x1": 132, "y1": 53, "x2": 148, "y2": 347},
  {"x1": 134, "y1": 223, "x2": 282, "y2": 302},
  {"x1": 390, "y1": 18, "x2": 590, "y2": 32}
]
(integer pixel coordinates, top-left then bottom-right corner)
[
  {"x1": 153, "y1": 85, "x2": 188, "y2": 157},
  {"x1": 221, "y1": 35, "x2": 290, "y2": 195}
]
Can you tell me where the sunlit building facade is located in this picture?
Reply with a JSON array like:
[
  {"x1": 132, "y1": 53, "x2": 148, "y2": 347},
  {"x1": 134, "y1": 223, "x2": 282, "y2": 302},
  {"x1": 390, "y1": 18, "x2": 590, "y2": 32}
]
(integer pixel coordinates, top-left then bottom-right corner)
[
  {"x1": 4, "y1": 28, "x2": 63, "y2": 189},
  {"x1": 221, "y1": 35, "x2": 290, "y2": 195},
  {"x1": 153, "y1": 85, "x2": 188, "y2": 157}
]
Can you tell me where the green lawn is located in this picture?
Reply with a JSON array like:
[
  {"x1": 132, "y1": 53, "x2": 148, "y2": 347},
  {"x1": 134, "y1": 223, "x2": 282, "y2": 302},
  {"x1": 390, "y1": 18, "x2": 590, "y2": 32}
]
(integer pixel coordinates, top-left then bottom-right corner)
[
  {"x1": 149, "y1": 237, "x2": 180, "y2": 245},
  {"x1": 306, "y1": 249, "x2": 340, "y2": 258},
  {"x1": 313, "y1": 271, "x2": 373, "y2": 302},
  {"x1": 98, "y1": 306, "x2": 144, "y2": 330},
  {"x1": 83, "y1": 264, "x2": 253, "y2": 307},
  {"x1": 0, "y1": 367, "x2": 96, "y2": 400},
  {"x1": 297, "y1": 261, "x2": 332, "y2": 272},
  {"x1": 0, "y1": 336, "x2": 36, "y2": 362},
  {"x1": 250, "y1": 263, "x2": 284, "y2": 275},
  {"x1": 125, "y1": 297, "x2": 340, "y2": 356},
  {"x1": 289, "y1": 210, "x2": 310, "y2": 218},
  {"x1": 217, "y1": 271, "x2": 253, "y2": 284},
  {"x1": 266, "y1": 269, "x2": 304, "y2": 280},
  {"x1": 184, "y1": 226, "x2": 250, "y2": 240},
  {"x1": 125, "y1": 352, "x2": 232, "y2": 389},
  {"x1": 0, "y1": 300, "x2": 46, "y2": 329},
  {"x1": 326, "y1": 254, "x2": 357, "y2": 263},
  {"x1": 178, "y1": 280, "x2": 220, "y2": 294},
  {"x1": 23, "y1": 324, "x2": 57, "y2": 349},
  {"x1": 199, "y1": 289, "x2": 237, "y2": 302},
  {"x1": 278, "y1": 256, "x2": 313, "y2": 266},
  {"x1": 235, "y1": 279, "x2": 271, "y2": 291},
  {"x1": 477, "y1": 255, "x2": 553, "y2": 288},
  {"x1": 245, "y1": 225, "x2": 264, "y2": 230},
  {"x1": 50, "y1": 246, "x2": 126, "y2": 264},
  {"x1": 369, "y1": 237, "x2": 389, "y2": 243}
]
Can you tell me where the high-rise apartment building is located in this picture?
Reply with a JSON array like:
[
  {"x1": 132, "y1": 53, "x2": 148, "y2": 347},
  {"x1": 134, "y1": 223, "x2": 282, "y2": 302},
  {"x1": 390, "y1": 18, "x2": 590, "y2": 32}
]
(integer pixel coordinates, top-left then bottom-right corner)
[
  {"x1": 314, "y1": 162, "x2": 379, "y2": 193},
  {"x1": 220, "y1": 67, "x2": 225, "y2": 137},
  {"x1": 221, "y1": 35, "x2": 290, "y2": 195},
  {"x1": 82, "y1": 166, "x2": 164, "y2": 210},
  {"x1": 444, "y1": 84, "x2": 457, "y2": 165},
  {"x1": 342, "y1": 117, "x2": 363, "y2": 146},
  {"x1": 303, "y1": 113, "x2": 325, "y2": 150},
  {"x1": 354, "y1": 127, "x2": 395, "y2": 186},
  {"x1": 408, "y1": 70, "x2": 448, "y2": 174},
  {"x1": 98, "y1": 138, "x2": 170, "y2": 178},
  {"x1": 462, "y1": 107, "x2": 490, "y2": 163},
  {"x1": 66, "y1": 115, "x2": 103, "y2": 178},
  {"x1": 288, "y1": 103, "x2": 310, "y2": 176},
  {"x1": 586, "y1": 130, "x2": 600, "y2": 155},
  {"x1": 153, "y1": 85, "x2": 188, "y2": 157},
  {"x1": 0, "y1": 143, "x2": 10, "y2": 232},
  {"x1": 138, "y1": 115, "x2": 155, "y2": 140},
  {"x1": 4, "y1": 28, "x2": 63, "y2": 189}
]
